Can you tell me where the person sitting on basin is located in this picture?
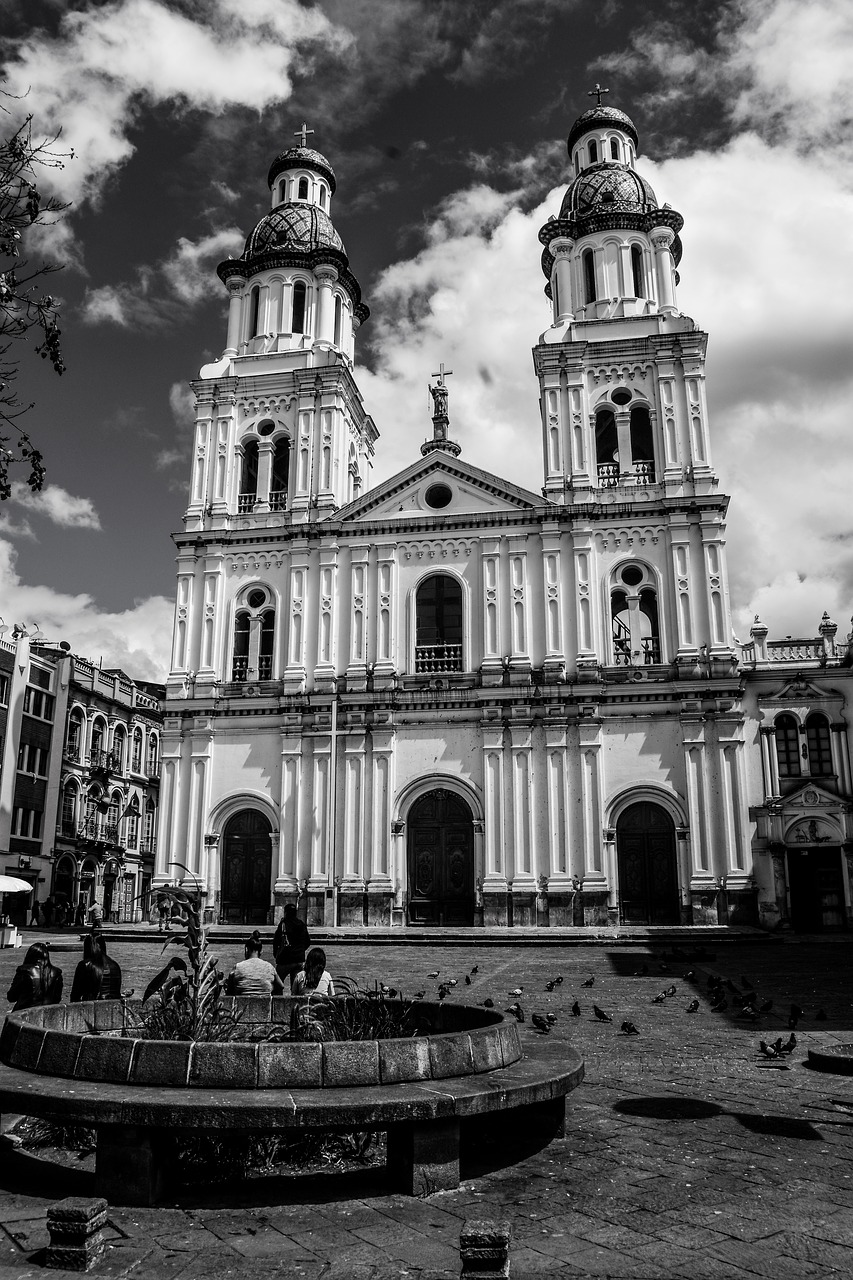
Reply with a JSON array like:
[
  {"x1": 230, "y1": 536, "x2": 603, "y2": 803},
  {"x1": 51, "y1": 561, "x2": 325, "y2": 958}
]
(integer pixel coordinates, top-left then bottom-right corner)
[
  {"x1": 226, "y1": 931, "x2": 284, "y2": 996},
  {"x1": 70, "y1": 933, "x2": 105, "y2": 1002},
  {"x1": 291, "y1": 946, "x2": 335, "y2": 997},
  {"x1": 7, "y1": 943, "x2": 63, "y2": 1010}
]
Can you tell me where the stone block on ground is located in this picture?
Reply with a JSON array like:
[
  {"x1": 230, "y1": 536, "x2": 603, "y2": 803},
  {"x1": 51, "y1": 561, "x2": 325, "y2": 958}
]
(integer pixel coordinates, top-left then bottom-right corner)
[
  {"x1": 45, "y1": 1197, "x2": 108, "y2": 1272},
  {"x1": 460, "y1": 1218, "x2": 511, "y2": 1277}
]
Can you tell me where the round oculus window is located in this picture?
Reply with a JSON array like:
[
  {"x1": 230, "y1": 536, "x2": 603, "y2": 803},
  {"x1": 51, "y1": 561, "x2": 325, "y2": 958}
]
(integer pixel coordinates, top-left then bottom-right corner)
[
  {"x1": 611, "y1": 388, "x2": 632, "y2": 406},
  {"x1": 257, "y1": 422, "x2": 275, "y2": 436},
  {"x1": 620, "y1": 565, "x2": 644, "y2": 588},
  {"x1": 247, "y1": 589, "x2": 268, "y2": 609},
  {"x1": 425, "y1": 483, "x2": 453, "y2": 510}
]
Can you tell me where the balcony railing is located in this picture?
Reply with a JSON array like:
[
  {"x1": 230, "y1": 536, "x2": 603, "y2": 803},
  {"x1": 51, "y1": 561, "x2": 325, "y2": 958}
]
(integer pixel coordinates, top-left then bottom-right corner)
[
  {"x1": 597, "y1": 463, "x2": 619, "y2": 488},
  {"x1": 269, "y1": 490, "x2": 287, "y2": 511},
  {"x1": 237, "y1": 493, "x2": 257, "y2": 514},
  {"x1": 415, "y1": 643, "x2": 464, "y2": 674},
  {"x1": 612, "y1": 635, "x2": 662, "y2": 666},
  {"x1": 140, "y1": 837, "x2": 157, "y2": 856},
  {"x1": 89, "y1": 749, "x2": 120, "y2": 773},
  {"x1": 633, "y1": 459, "x2": 655, "y2": 485},
  {"x1": 77, "y1": 817, "x2": 120, "y2": 845},
  {"x1": 232, "y1": 656, "x2": 249, "y2": 682},
  {"x1": 65, "y1": 742, "x2": 82, "y2": 762},
  {"x1": 146, "y1": 760, "x2": 160, "y2": 779}
]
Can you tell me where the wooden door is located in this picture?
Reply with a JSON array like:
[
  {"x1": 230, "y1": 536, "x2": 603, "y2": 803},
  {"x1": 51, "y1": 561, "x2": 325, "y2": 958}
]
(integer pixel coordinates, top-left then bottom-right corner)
[
  {"x1": 221, "y1": 810, "x2": 272, "y2": 925},
  {"x1": 617, "y1": 802, "x2": 680, "y2": 925},
  {"x1": 407, "y1": 790, "x2": 474, "y2": 926}
]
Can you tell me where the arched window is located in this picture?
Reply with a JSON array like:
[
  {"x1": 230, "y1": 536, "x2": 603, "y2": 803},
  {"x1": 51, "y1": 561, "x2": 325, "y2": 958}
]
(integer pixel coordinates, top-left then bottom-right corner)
[
  {"x1": 132, "y1": 728, "x2": 143, "y2": 772},
  {"x1": 269, "y1": 438, "x2": 290, "y2": 511},
  {"x1": 574, "y1": 153, "x2": 580, "y2": 175},
  {"x1": 611, "y1": 589, "x2": 630, "y2": 664},
  {"x1": 415, "y1": 575, "x2": 463, "y2": 673},
  {"x1": 639, "y1": 589, "x2": 660, "y2": 663},
  {"x1": 292, "y1": 280, "x2": 307, "y2": 333},
  {"x1": 61, "y1": 781, "x2": 78, "y2": 836},
  {"x1": 107, "y1": 792, "x2": 121, "y2": 836},
  {"x1": 806, "y1": 714, "x2": 833, "y2": 776},
  {"x1": 259, "y1": 610, "x2": 275, "y2": 680},
  {"x1": 146, "y1": 735, "x2": 159, "y2": 776},
  {"x1": 249, "y1": 285, "x2": 261, "y2": 338},
  {"x1": 595, "y1": 408, "x2": 618, "y2": 486},
  {"x1": 583, "y1": 248, "x2": 597, "y2": 304},
  {"x1": 111, "y1": 726, "x2": 125, "y2": 772},
  {"x1": 630, "y1": 405, "x2": 655, "y2": 483},
  {"x1": 232, "y1": 610, "x2": 250, "y2": 682},
  {"x1": 277, "y1": 180, "x2": 286, "y2": 204},
  {"x1": 631, "y1": 244, "x2": 645, "y2": 298},
  {"x1": 610, "y1": 138, "x2": 619, "y2": 160},
  {"x1": 333, "y1": 294, "x2": 342, "y2": 346},
  {"x1": 589, "y1": 140, "x2": 598, "y2": 164},
  {"x1": 775, "y1": 714, "x2": 801, "y2": 778},
  {"x1": 66, "y1": 709, "x2": 84, "y2": 761},
  {"x1": 90, "y1": 718, "x2": 106, "y2": 765},
  {"x1": 297, "y1": 176, "x2": 309, "y2": 199},
  {"x1": 609, "y1": 569, "x2": 661, "y2": 666},
  {"x1": 239, "y1": 439, "x2": 259, "y2": 513},
  {"x1": 319, "y1": 186, "x2": 327, "y2": 209}
]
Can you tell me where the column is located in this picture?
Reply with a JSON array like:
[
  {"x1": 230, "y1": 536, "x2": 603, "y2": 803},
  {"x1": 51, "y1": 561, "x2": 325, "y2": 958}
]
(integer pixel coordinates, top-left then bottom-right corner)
[
  {"x1": 481, "y1": 726, "x2": 507, "y2": 888},
  {"x1": 509, "y1": 726, "x2": 535, "y2": 886},
  {"x1": 342, "y1": 734, "x2": 366, "y2": 885},
  {"x1": 315, "y1": 544, "x2": 339, "y2": 683},
  {"x1": 541, "y1": 529, "x2": 565, "y2": 678},
  {"x1": 374, "y1": 545, "x2": 397, "y2": 677},
  {"x1": 614, "y1": 409, "x2": 632, "y2": 480},
  {"x1": 291, "y1": 379, "x2": 315, "y2": 516},
  {"x1": 507, "y1": 537, "x2": 531, "y2": 673},
  {"x1": 549, "y1": 236, "x2": 574, "y2": 322},
  {"x1": 572, "y1": 534, "x2": 597, "y2": 668},
  {"x1": 197, "y1": 565, "x2": 221, "y2": 682},
  {"x1": 369, "y1": 729, "x2": 395, "y2": 885},
  {"x1": 284, "y1": 544, "x2": 309, "y2": 685},
  {"x1": 254, "y1": 440, "x2": 274, "y2": 512},
  {"x1": 544, "y1": 725, "x2": 572, "y2": 882},
  {"x1": 224, "y1": 279, "x2": 245, "y2": 356},
  {"x1": 185, "y1": 719, "x2": 213, "y2": 887},
  {"x1": 347, "y1": 546, "x2": 370, "y2": 682},
  {"x1": 700, "y1": 525, "x2": 732, "y2": 654},
  {"x1": 683, "y1": 716, "x2": 714, "y2": 885},
  {"x1": 669, "y1": 523, "x2": 697, "y2": 658},
  {"x1": 760, "y1": 725, "x2": 780, "y2": 798},
  {"x1": 189, "y1": 411, "x2": 211, "y2": 513},
  {"x1": 651, "y1": 227, "x2": 677, "y2": 314},
  {"x1": 720, "y1": 736, "x2": 750, "y2": 886},
  {"x1": 541, "y1": 379, "x2": 563, "y2": 492},
  {"x1": 277, "y1": 736, "x2": 301, "y2": 893},
  {"x1": 658, "y1": 370, "x2": 681, "y2": 480},
  {"x1": 313, "y1": 266, "x2": 338, "y2": 345},
  {"x1": 309, "y1": 734, "x2": 331, "y2": 887},
  {"x1": 480, "y1": 538, "x2": 503, "y2": 684},
  {"x1": 579, "y1": 721, "x2": 605, "y2": 886},
  {"x1": 170, "y1": 571, "x2": 193, "y2": 675},
  {"x1": 831, "y1": 723, "x2": 852, "y2": 796},
  {"x1": 676, "y1": 826, "x2": 691, "y2": 912}
]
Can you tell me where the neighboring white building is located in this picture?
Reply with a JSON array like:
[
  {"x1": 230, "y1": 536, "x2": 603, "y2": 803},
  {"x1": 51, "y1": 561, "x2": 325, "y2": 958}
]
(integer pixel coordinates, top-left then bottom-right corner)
[{"x1": 158, "y1": 104, "x2": 853, "y2": 932}]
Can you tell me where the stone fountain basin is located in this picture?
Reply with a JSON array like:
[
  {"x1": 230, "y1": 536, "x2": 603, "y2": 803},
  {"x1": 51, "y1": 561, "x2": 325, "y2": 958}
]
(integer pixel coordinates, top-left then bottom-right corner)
[{"x1": 0, "y1": 997, "x2": 522, "y2": 1090}]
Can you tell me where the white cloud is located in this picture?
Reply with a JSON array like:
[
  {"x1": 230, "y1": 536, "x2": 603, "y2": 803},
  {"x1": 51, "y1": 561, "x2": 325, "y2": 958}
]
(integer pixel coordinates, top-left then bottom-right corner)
[
  {"x1": 0, "y1": 539, "x2": 172, "y2": 680},
  {"x1": 10, "y1": 483, "x2": 102, "y2": 530},
  {"x1": 81, "y1": 227, "x2": 244, "y2": 329}
]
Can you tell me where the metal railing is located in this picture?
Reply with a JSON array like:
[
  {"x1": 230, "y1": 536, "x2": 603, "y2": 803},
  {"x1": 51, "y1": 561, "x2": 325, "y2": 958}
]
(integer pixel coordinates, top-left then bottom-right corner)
[
  {"x1": 415, "y1": 643, "x2": 463, "y2": 674},
  {"x1": 89, "y1": 749, "x2": 120, "y2": 772},
  {"x1": 77, "y1": 817, "x2": 120, "y2": 845},
  {"x1": 612, "y1": 633, "x2": 662, "y2": 666}
]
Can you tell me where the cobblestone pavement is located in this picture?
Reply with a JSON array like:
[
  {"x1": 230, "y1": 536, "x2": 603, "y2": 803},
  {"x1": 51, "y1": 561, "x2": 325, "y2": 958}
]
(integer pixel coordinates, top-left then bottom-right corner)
[{"x1": 1, "y1": 933, "x2": 852, "y2": 1279}]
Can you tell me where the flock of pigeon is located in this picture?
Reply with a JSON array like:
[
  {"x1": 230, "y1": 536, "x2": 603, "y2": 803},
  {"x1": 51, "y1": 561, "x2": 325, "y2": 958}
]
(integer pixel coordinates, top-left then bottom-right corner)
[{"x1": 416, "y1": 951, "x2": 827, "y2": 1064}]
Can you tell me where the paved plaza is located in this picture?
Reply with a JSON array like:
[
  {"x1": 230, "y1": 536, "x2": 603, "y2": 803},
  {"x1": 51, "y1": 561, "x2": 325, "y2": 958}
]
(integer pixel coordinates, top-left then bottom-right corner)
[{"x1": 0, "y1": 931, "x2": 852, "y2": 1278}]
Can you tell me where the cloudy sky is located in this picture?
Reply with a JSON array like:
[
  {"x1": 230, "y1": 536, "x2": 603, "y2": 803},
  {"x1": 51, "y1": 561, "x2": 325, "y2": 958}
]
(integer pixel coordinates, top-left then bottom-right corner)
[{"x1": 2, "y1": 0, "x2": 852, "y2": 680}]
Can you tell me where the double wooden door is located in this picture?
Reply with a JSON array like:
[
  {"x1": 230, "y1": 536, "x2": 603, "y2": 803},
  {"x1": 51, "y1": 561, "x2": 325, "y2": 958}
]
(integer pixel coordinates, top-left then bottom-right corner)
[
  {"x1": 407, "y1": 790, "x2": 475, "y2": 926},
  {"x1": 221, "y1": 810, "x2": 272, "y2": 925},
  {"x1": 617, "y1": 802, "x2": 680, "y2": 925}
]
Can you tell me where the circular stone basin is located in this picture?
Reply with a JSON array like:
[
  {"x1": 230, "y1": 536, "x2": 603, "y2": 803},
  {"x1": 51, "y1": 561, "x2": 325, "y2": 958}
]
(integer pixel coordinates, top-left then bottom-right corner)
[
  {"x1": 0, "y1": 998, "x2": 522, "y2": 1090},
  {"x1": 807, "y1": 1043, "x2": 853, "y2": 1075}
]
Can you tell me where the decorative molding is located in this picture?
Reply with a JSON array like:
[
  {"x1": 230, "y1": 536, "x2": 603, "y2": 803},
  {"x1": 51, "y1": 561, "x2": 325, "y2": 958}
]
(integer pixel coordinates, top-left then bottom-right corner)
[{"x1": 398, "y1": 538, "x2": 476, "y2": 560}]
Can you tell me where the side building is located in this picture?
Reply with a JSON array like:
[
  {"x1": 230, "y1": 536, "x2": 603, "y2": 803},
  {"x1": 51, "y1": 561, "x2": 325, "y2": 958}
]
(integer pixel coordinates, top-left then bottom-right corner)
[
  {"x1": 0, "y1": 628, "x2": 163, "y2": 925},
  {"x1": 157, "y1": 103, "x2": 853, "y2": 932}
]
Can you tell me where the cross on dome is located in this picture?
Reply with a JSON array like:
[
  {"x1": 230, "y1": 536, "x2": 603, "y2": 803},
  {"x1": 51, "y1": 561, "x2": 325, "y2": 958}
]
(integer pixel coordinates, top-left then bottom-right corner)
[
  {"x1": 294, "y1": 121, "x2": 315, "y2": 148},
  {"x1": 587, "y1": 83, "x2": 610, "y2": 106},
  {"x1": 431, "y1": 362, "x2": 453, "y2": 386}
]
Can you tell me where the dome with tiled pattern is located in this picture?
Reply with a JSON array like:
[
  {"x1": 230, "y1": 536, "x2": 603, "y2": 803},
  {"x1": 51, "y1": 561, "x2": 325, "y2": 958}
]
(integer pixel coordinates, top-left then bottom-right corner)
[{"x1": 560, "y1": 163, "x2": 658, "y2": 219}]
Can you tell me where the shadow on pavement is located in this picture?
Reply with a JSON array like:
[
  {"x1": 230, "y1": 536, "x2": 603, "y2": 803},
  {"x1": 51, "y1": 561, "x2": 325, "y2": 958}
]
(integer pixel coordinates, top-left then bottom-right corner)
[{"x1": 613, "y1": 1094, "x2": 824, "y2": 1140}]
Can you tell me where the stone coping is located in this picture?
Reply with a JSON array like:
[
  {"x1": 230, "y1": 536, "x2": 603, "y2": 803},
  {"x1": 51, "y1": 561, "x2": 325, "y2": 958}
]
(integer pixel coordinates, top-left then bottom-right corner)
[
  {"x1": 0, "y1": 998, "x2": 521, "y2": 1090},
  {"x1": 806, "y1": 1042, "x2": 853, "y2": 1075}
]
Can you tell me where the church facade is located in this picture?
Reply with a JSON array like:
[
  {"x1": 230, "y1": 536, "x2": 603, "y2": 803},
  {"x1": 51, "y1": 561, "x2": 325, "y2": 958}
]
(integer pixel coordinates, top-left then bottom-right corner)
[{"x1": 157, "y1": 104, "x2": 853, "y2": 932}]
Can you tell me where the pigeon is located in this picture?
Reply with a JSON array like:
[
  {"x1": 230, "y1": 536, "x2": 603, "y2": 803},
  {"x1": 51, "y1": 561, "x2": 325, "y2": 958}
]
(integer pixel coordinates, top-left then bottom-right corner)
[
  {"x1": 652, "y1": 992, "x2": 667, "y2": 1005},
  {"x1": 509, "y1": 987, "x2": 524, "y2": 997},
  {"x1": 427, "y1": 970, "x2": 440, "y2": 979},
  {"x1": 685, "y1": 999, "x2": 700, "y2": 1013},
  {"x1": 554, "y1": 975, "x2": 564, "y2": 985},
  {"x1": 142, "y1": 957, "x2": 187, "y2": 1002},
  {"x1": 710, "y1": 997, "x2": 728, "y2": 1013},
  {"x1": 816, "y1": 1008, "x2": 827, "y2": 1021},
  {"x1": 464, "y1": 975, "x2": 471, "y2": 985},
  {"x1": 582, "y1": 976, "x2": 595, "y2": 988},
  {"x1": 759, "y1": 999, "x2": 773, "y2": 1013},
  {"x1": 665, "y1": 985, "x2": 677, "y2": 997},
  {"x1": 531, "y1": 1013, "x2": 551, "y2": 1034},
  {"x1": 545, "y1": 1013, "x2": 557, "y2": 1024},
  {"x1": 737, "y1": 1005, "x2": 759, "y2": 1021},
  {"x1": 505, "y1": 1003, "x2": 525, "y2": 1022},
  {"x1": 438, "y1": 986, "x2": 449, "y2": 1001},
  {"x1": 413, "y1": 991, "x2": 425, "y2": 1000},
  {"x1": 759, "y1": 1040, "x2": 779, "y2": 1059},
  {"x1": 571, "y1": 1001, "x2": 581, "y2": 1017},
  {"x1": 545, "y1": 980, "x2": 557, "y2": 992},
  {"x1": 683, "y1": 970, "x2": 696, "y2": 982},
  {"x1": 633, "y1": 964, "x2": 649, "y2": 977},
  {"x1": 448, "y1": 978, "x2": 458, "y2": 987},
  {"x1": 593, "y1": 1005, "x2": 612, "y2": 1023},
  {"x1": 483, "y1": 998, "x2": 494, "y2": 1008},
  {"x1": 470, "y1": 966, "x2": 479, "y2": 975},
  {"x1": 780, "y1": 1032, "x2": 797, "y2": 1055},
  {"x1": 621, "y1": 1020, "x2": 640, "y2": 1035}
]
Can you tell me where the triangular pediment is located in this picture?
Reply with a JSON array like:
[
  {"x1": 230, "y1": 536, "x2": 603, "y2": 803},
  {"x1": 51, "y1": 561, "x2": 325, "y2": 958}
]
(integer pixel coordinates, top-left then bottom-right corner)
[
  {"x1": 779, "y1": 782, "x2": 844, "y2": 814},
  {"x1": 767, "y1": 676, "x2": 835, "y2": 702},
  {"x1": 332, "y1": 452, "x2": 547, "y2": 524}
]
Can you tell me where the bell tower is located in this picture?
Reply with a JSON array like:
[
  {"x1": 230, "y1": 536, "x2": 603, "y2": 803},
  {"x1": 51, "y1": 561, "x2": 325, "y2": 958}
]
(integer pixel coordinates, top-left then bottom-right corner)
[{"x1": 533, "y1": 93, "x2": 734, "y2": 673}]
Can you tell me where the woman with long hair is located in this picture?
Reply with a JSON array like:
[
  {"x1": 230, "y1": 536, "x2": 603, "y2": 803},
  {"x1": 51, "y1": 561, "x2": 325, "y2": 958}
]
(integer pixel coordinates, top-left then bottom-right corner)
[
  {"x1": 7, "y1": 943, "x2": 63, "y2": 1010},
  {"x1": 70, "y1": 933, "x2": 105, "y2": 1003},
  {"x1": 291, "y1": 947, "x2": 335, "y2": 996}
]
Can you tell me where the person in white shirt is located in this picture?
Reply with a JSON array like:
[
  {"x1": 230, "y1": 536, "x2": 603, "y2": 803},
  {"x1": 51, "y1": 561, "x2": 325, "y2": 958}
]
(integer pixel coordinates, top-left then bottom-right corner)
[
  {"x1": 291, "y1": 947, "x2": 335, "y2": 997},
  {"x1": 226, "y1": 933, "x2": 284, "y2": 996}
]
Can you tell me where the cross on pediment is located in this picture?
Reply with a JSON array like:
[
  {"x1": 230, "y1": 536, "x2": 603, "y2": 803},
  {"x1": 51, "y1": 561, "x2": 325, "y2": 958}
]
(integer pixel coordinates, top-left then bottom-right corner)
[
  {"x1": 294, "y1": 122, "x2": 314, "y2": 148},
  {"x1": 587, "y1": 83, "x2": 610, "y2": 107}
]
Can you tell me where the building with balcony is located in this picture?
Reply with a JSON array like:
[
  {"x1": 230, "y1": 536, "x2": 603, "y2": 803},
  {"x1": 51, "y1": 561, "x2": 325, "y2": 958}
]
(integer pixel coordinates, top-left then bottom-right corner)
[{"x1": 158, "y1": 103, "x2": 853, "y2": 932}]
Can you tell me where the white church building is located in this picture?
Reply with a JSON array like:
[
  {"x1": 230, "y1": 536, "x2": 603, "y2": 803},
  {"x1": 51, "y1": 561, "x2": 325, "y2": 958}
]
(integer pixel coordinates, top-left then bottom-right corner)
[{"x1": 157, "y1": 101, "x2": 853, "y2": 933}]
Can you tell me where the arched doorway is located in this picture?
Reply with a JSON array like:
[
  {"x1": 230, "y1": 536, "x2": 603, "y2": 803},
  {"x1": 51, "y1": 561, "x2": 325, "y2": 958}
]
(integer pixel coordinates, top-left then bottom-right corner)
[
  {"x1": 221, "y1": 809, "x2": 273, "y2": 924},
  {"x1": 616, "y1": 801, "x2": 680, "y2": 925},
  {"x1": 407, "y1": 789, "x2": 475, "y2": 926}
]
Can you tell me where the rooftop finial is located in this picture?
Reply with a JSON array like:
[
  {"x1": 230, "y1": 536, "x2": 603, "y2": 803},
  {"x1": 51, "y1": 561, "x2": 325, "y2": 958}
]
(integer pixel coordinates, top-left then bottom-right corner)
[
  {"x1": 422, "y1": 363, "x2": 461, "y2": 457},
  {"x1": 294, "y1": 121, "x2": 314, "y2": 148},
  {"x1": 587, "y1": 83, "x2": 610, "y2": 107}
]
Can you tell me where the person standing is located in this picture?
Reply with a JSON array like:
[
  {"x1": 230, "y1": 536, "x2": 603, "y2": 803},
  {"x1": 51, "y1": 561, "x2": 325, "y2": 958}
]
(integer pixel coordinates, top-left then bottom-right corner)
[
  {"x1": 88, "y1": 899, "x2": 104, "y2": 931},
  {"x1": 29, "y1": 898, "x2": 40, "y2": 928},
  {"x1": 74, "y1": 897, "x2": 86, "y2": 928},
  {"x1": 273, "y1": 904, "x2": 311, "y2": 990}
]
